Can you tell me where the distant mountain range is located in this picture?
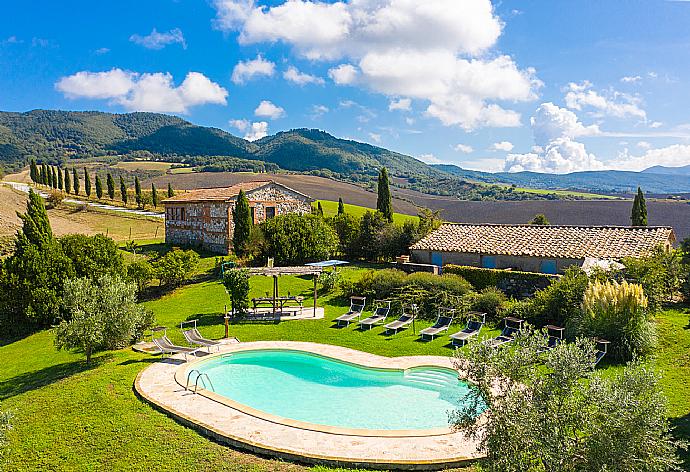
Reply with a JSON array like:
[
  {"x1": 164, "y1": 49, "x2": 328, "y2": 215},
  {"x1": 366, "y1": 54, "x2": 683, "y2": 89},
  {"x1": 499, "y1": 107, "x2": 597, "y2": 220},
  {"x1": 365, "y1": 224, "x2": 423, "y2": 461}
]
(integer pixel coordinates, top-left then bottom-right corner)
[
  {"x1": 433, "y1": 164, "x2": 690, "y2": 195},
  {"x1": 2, "y1": 109, "x2": 690, "y2": 197}
]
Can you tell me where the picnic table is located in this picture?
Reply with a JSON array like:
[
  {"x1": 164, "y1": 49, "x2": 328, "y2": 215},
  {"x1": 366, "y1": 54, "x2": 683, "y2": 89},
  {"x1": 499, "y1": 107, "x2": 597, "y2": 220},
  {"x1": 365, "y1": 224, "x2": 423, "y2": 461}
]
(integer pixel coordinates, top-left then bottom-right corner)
[{"x1": 252, "y1": 295, "x2": 304, "y2": 314}]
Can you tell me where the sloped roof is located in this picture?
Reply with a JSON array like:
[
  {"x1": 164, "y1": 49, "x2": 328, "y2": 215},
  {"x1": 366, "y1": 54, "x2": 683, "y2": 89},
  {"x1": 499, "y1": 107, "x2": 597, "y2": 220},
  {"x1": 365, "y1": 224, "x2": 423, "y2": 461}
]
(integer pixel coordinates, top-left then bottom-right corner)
[
  {"x1": 162, "y1": 180, "x2": 312, "y2": 203},
  {"x1": 410, "y1": 223, "x2": 675, "y2": 259}
]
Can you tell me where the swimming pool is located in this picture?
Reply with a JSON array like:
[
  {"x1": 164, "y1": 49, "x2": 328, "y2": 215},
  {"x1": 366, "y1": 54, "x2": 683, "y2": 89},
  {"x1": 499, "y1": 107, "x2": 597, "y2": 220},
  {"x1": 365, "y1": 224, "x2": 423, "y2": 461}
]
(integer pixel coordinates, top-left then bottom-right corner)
[{"x1": 194, "y1": 349, "x2": 481, "y2": 432}]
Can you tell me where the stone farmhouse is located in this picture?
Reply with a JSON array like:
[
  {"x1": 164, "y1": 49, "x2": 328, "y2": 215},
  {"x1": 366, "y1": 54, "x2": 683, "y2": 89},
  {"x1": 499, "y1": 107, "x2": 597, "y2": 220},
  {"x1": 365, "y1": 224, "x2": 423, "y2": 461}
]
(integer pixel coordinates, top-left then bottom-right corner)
[
  {"x1": 410, "y1": 223, "x2": 675, "y2": 274},
  {"x1": 163, "y1": 180, "x2": 313, "y2": 254}
]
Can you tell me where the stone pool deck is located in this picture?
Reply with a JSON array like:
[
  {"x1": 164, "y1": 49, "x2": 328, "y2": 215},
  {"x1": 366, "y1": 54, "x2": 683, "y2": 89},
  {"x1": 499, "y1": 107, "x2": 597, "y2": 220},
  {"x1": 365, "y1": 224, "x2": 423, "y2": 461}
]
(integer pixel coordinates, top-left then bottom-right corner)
[{"x1": 134, "y1": 341, "x2": 482, "y2": 470}]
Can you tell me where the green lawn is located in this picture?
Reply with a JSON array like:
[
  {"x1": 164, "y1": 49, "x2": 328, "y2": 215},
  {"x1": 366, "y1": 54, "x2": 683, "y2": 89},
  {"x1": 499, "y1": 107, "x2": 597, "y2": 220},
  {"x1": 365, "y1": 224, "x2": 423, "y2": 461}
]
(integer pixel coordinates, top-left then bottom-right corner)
[
  {"x1": 1, "y1": 261, "x2": 689, "y2": 470},
  {"x1": 509, "y1": 186, "x2": 621, "y2": 200},
  {"x1": 315, "y1": 200, "x2": 418, "y2": 225}
]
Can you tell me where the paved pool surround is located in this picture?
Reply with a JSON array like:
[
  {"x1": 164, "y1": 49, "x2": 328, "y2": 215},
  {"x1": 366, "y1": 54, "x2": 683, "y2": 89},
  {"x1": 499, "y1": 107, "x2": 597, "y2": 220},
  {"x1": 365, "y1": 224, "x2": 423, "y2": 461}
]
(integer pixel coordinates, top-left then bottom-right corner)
[{"x1": 134, "y1": 341, "x2": 483, "y2": 470}]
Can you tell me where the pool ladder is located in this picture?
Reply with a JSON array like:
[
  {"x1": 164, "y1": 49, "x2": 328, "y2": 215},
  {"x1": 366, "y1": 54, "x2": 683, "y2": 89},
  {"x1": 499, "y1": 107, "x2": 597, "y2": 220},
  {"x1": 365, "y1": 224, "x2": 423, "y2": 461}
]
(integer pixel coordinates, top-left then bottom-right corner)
[{"x1": 185, "y1": 369, "x2": 215, "y2": 394}]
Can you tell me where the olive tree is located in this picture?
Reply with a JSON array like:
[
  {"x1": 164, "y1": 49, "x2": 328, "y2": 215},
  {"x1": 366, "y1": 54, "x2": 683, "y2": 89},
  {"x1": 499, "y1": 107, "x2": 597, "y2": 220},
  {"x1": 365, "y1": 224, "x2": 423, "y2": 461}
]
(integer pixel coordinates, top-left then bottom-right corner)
[
  {"x1": 451, "y1": 330, "x2": 685, "y2": 472},
  {"x1": 54, "y1": 275, "x2": 153, "y2": 363}
]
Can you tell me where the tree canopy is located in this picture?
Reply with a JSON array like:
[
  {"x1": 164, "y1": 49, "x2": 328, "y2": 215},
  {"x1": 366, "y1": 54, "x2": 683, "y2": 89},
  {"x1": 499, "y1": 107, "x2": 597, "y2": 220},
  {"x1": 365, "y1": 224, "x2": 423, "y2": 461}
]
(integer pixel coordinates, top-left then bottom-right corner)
[
  {"x1": 377, "y1": 167, "x2": 393, "y2": 222},
  {"x1": 631, "y1": 187, "x2": 648, "y2": 226},
  {"x1": 232, "y1": 189, "x2": 252, "y2": 257}
]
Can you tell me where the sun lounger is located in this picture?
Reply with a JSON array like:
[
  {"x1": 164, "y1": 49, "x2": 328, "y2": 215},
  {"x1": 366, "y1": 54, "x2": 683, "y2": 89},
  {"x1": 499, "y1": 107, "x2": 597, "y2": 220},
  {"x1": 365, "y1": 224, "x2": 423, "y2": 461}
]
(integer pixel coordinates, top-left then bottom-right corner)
[
  {"x1": 419, "y1": 308, "x2": 455, "y2": 340},
  {"x1": 449, "y1": 312, "x2": 486, "y2": 346},
  {"x1": 594, "y1": 338, "x2": 610, "y2": 366},
  {"x1": 384, "y1": 305, "x2": 418, "y2": 333},
  {"x1": 484, "y1": 317, "x2": 524, "y2": 348},
  {"x1": 359, "y1": 300, "x2": 391, "y2": 330},
  {"x1": 152, "y1": 335, "x2": 204, "y2": 361},
  {"x1": 335, "y1": 296, "x2": 366, "y2": 326},
  {"x1": 183, "y1": 327, "x2": 222, "y2": 352},
  {"x1": 537, "y1": 325, "x2": 565, "y2": 353}
]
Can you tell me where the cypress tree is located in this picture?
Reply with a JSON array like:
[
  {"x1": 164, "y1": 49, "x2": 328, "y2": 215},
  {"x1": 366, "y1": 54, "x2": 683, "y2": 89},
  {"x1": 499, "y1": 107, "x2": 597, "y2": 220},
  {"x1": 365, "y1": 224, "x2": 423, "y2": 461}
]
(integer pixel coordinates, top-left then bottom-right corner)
[
  {"x1": 317, "y1": 201, "x2": 324, "y2": 216},
  {"x1": 232, "y1": 189, "x2": 252, "y2": 256},
  {"x1": 151, "y1": 183, "x2": 158, "y2": 208},
  {"x1": 167, "y1": 182, "x2": 174, "y2": 198},
  {"x1": 106, "y1": 173, "x2": 115, "y2": 199},
  {"x1": 48, "y1": 166, "x2": 54, "y2": 187},
  {"x1": 120, "y1": 176, "x2": 128, "y2": 204},
  {"x1": 95, "y1": 175, "x2": 103, "y2": 199},
  {"x1": 64, "y1": 168, "x2": 71, "y2": 194},
  {"x1": 51, "y1": 167, "x2": 58, "y2": 189},
  {"x1": 338, "y1": 197, "x2": 345, "y2": 215},
  {"x1": 84, "y1": 168, "x2": 91, "y2": 197},
  {"x1": 377, "y1": 167, "x2": 393, "y2": 222},
  {"x1": 41, "y1": 163, "x2": 48, "y2": 185},
  {"x1": 72, "y1": 168, "x2": 79, "y2": 195},
  {"x1": 57, "y1": 166, "x2": 63, "y2": 191},
  {"x1": 631, "y1": 187, "x2": 648, "y2": 226},
  {"x1": 134, "y1": 177, "x2": 142, "y2": 208},
  {"x1": 30, "y1": 159, "x2": 38, "y2": 183}
]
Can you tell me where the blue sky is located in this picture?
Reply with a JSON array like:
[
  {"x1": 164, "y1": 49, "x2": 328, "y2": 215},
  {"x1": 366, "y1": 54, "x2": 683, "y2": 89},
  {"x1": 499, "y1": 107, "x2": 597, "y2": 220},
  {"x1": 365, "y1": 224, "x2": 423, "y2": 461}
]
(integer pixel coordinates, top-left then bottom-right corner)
[{"x1": 3, "y1": 0, "x2": 690, "y2": 173}]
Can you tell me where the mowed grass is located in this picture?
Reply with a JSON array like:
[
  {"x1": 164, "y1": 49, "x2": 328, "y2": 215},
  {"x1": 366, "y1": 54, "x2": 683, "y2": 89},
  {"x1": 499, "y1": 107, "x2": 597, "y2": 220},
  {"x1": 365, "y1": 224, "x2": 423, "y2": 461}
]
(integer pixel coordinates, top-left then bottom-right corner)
[
  {"x1": 49, "y1": 205, "x2": 165, "y2": 241},
  {"x1": 1, "y1": 255, "x2": 688, "y2": 470},
  {"x1": 316, "y1": 200, "x2": 418, "y2": 225},
  {"x1": 510, "y1": 186, "x2": 621, "y2": 200}
]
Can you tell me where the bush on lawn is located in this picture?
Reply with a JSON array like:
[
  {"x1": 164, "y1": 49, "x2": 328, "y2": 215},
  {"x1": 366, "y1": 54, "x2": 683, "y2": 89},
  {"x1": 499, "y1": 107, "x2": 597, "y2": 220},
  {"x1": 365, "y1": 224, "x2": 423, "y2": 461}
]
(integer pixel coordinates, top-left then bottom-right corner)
[
  {"x1": 60, "y1": 234, "x2": 125, "y2": 279},
  {"x1": 620, "y1": 246, "x2": 685, "y2": 312},
  {"x1": 126, "y1": 258, "x2": 154, "y2": 293},
  {"x1": 469, "y1": 287, "x2": 508, "y2": 320},
  {"x1": 259, "y1": 213, "x2": 338, "y2": 266},
  {"x1": 154, "y1": 248, "x2": 199, "y2": 288}
]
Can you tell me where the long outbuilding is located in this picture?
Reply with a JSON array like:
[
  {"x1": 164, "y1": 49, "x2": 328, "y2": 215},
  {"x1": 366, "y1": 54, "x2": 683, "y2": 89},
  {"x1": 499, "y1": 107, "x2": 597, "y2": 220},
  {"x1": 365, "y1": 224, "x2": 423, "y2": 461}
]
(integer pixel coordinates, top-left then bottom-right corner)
[{"x1": 410, "y1": 223, "x2": 676, "y2": 274}]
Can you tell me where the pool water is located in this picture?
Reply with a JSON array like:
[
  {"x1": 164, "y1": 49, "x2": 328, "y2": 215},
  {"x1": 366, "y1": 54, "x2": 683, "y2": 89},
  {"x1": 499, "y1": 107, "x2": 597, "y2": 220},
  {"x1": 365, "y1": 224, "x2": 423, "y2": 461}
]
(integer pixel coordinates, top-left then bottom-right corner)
[{"x1": 196, "y1": 349, "x2": 481, "y2": 431}]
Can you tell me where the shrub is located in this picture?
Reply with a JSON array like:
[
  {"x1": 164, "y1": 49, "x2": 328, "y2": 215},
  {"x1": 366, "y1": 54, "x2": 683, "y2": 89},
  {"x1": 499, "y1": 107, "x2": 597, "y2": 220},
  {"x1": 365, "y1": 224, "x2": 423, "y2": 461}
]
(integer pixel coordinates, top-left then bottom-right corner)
[
  {"x1": 471, "y1": 287, "x2": 508, "y2": 320},
  {"x1": 318, "y1": 269, "x2": 341, "y2": 293},
  {"x1": 126, "y1": 259, "x2": 154, "y2": 293},
  {"x1": 521, "y1": 267, "x2": 590, "y2": 326},
  {"x1": 54, "y1": 275, "x2": 154, "y2": 363},
  {"x1": 260, "y1": 213, "x2": 338, "y2": 266},
  {"x1": 621, "y1": 247, "x2": 684, "y2": 312},
  {"x1": 155, "y1": 248, "x2": 199, "y2": 287},
  {"x1": 45, "y1": 190, "x2": 64, "y2": 208},
  {"x1": 60, "y1": 234, "x2": 125, "y2": 278},
  {"x1": 572, "y1": 279, "x2": 655, "y2": 361},
  {"x1": 443, "y1": 265, "x2": 557, "y2": 294},
  {"x1": 330, "y1": 213, "x2": 361, "y2": 258},
  {"x1": 222, "y1": 269, "x2": 250, "y2": 317}
]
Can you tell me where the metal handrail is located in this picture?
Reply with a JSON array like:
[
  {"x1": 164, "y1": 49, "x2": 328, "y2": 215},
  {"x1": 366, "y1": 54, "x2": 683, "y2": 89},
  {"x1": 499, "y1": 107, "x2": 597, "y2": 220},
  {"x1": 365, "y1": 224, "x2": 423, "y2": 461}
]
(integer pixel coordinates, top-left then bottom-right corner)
[
  {"x1": 194, "y1": 373, "x2": 214, "y2": 393},
  {"x1": 185, "y1": 369, "x2": 201, "y2": 390}
]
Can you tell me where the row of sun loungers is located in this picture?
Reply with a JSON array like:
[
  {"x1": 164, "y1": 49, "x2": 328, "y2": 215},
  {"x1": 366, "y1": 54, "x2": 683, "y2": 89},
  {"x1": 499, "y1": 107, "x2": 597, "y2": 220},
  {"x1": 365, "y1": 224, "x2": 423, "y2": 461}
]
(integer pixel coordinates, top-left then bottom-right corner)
[{"x1": 150, "y1": 320, "x2": 235, "y2": 361}]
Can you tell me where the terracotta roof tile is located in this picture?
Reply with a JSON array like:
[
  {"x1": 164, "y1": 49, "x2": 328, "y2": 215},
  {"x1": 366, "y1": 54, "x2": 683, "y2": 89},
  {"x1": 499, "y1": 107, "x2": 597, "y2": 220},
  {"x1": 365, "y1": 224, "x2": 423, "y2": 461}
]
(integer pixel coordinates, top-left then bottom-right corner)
[{"x1": 410, "y1": 223, "x2": 675, "y2": 259}]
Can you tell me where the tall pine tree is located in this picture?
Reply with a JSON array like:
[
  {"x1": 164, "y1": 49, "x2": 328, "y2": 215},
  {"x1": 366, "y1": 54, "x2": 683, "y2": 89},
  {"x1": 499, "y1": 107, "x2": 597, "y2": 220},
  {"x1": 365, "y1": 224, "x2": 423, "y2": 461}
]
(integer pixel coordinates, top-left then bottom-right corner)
[
  {"x1": 151, "y1": 183, "x2": 158, "y2": 208},
  {"x1": 57, "y1": 165, "x2": 63, "y2": 191},
  {"x1": 134, "y1": 177, "x2": 142, "y2": 208},
  {"x1": 106, "y1": 173, "x2": 115, "y2": 199},
  {"x1": 631, "y1": 187, "x2": 648, "y2": 226},
  {"x1": 64, "y1": 168, "x2": 71, "y2": 194},
  {"x1": 376, "y1": 167, "x2": 393, "y2": 222},
  {"x1": 167, "y1": 182, "x2": 174, "y2": 198},
  {"x1": 30, "y1": 159, "x2": 38, "y2": 183},
  {"x1": 51, "y1": 167, "x2": 58, "y2": 189},
  {"x1": 41, "y1": 163, "x2": 48, "y2": 185},
  {"x1": 72, "y1": 168, "x2": 80, "y2": 195},
  {"x1": 84, "y1": 168, "x2": 91, "y2": 197},
  {"x1": 95, "y1": 174, "x2": 103, "y2": 199},
  {"x1": 232, "y1": 189, "x2": 252, "y2": 256},
  {"x1": 120, "y1": 176, "x2": 128, "y2": 204},
  {"x1": 338, "y1": 197, "x2": 345, "y2": 215},
  {"x1": 317, "y1": 201, "x2": 324, "y2": 216}
]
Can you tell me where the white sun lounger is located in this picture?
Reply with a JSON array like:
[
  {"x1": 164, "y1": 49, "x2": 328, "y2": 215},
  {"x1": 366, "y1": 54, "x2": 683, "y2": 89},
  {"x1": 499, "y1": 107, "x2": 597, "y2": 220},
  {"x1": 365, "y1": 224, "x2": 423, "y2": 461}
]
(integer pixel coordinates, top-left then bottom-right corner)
[
  {"x1": 335, "y1": 296, "x2": 366, "y2": 326},
  {"x1": 359, "y1": 300, "x2": 392, "y2": 330},
  {"x1": 153, "y1": 335, "x2": 204, "y2": 361}
]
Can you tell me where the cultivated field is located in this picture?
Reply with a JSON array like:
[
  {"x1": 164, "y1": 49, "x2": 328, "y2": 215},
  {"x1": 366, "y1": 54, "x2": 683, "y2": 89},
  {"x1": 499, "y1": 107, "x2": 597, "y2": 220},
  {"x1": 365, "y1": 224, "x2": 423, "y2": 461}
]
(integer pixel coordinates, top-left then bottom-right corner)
[{"x1": 112, "y1": 161, "x2": 177, "y2": 172}]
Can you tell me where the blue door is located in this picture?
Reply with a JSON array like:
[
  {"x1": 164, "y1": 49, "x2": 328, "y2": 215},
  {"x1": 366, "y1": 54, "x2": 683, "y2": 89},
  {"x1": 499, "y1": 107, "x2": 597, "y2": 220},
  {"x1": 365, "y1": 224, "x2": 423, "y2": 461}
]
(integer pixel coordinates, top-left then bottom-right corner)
[
  {"x1": 431, "y1": 252, "x2": 443, "y2": 267},
  {"x1": 481, "y1": 255, "x2": 496, "y2": 269},
  {"x1": 540, "y1": 259, "x2": 557, "y2": 274}
]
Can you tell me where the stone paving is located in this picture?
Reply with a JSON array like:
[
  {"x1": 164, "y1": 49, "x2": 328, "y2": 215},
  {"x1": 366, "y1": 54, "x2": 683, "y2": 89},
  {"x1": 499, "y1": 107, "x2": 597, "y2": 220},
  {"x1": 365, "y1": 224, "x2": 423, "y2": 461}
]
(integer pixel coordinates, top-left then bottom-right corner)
[{"x1": 135, "y1": 341, "x2": 482, "y2": 470}]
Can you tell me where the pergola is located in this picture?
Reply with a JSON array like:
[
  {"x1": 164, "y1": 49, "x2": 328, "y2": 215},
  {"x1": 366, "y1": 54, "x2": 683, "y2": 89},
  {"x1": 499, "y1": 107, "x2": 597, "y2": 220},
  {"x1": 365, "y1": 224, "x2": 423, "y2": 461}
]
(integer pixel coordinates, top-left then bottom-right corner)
[{"x1": 246, "y1": 266, "x2": 323, "y2": 317}]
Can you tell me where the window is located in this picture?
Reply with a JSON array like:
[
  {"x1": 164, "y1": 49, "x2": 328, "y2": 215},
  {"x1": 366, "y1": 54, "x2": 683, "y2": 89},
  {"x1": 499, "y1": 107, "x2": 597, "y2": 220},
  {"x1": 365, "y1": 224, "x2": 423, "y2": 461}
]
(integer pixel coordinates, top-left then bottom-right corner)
[
  {"x1": 540, "y1": 259, "x2": 557, "y2": 274},
  {"x1": 481, "y1": 255, "x2": 496, "y2": 269},
  {"x1": 431, "y1": 252, "x2": 443, "y2": 267},
  {"x1": 265, "y1": 206, "x2": 276, "y2": 219}
]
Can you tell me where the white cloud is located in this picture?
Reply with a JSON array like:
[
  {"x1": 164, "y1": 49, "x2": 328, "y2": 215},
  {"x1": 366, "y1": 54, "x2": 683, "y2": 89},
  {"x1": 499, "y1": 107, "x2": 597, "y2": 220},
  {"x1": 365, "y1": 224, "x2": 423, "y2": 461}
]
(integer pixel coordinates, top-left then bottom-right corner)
[
  {"x1": 244, "y1": 121, "x2": 269, "y2": 141},
  {"x1": 229, "y1": 118, "x2": 250, "y2": 132},
  {"x1": 620, "y1": 75, "x2": 642, "y2": 83},
  {"x1": 95, "y1": 47, "x2": 110, "y2": 55},
  {"x1": 328, "y1": 64, "x2": 358, "y2": 85},
  {"x1": 389, "y1": 98, "x2": 411, "y2": 111},
  {"x1": 231, "y1": 55, "x2": 275, "y2": 84},
  {"x1": 283, "y1": 66, "x2": 324, "y2": 85},
  {"x1": 491, "y1": 141, "x2": 514, "y2": 152},
  {"x1": 405, "y1": 117, "x2": 415, "y2": 125},
  {"x1": 531, "y1": 102, "x2": 600, "y2": 146},
  {"x1": 637, "y1": 141, "x2": 651, "y2": 149},
  {"x1": 213, "y1": 0, "x2": 540, "y2": 130},
  {"x1": 564, "y1": 81, "x2": 646, "y2": 119},
  {"x1": 254, "y1": 100, "x2": 285, "y2": 119},
  {"x1": 368, "y1": 132, "x2": 382, "y2": 143},
  {"x1": 310, "y1": 104, "x2": 329, "y2": 118},
  {"x1": 130, "y1": 28, "x2": 186, "y2": 50},
  {"x1": 55, "y1": 69, "x2": 227, "y2": 113},
  {"x1": 610, "y1": 144, "x2": 690, "y2": 172},
  {"x1": 454, "y1": 143, "x2": 473, "y2": 153},
  {"x1": 418, "y1": 153, "x2": 443, "y2": 164},
  {"x1": 650, "y1": 121, "x2": 663, "y2": 129}
]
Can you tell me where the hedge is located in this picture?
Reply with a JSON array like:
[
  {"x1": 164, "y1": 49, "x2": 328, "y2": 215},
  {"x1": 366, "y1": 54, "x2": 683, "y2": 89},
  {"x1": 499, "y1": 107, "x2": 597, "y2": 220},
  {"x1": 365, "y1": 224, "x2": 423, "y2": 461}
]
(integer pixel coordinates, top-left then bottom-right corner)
[{"x1": 443, "y1": 265, "x2": 558, "y2": 298}]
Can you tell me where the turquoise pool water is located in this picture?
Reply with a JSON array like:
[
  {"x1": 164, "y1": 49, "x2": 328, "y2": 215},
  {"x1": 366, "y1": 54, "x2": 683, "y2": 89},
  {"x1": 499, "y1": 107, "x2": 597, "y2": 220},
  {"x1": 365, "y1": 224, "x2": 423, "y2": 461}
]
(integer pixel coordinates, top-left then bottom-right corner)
[{"x1": 195, "y1": 349, "x2": 480, "y2": 431}]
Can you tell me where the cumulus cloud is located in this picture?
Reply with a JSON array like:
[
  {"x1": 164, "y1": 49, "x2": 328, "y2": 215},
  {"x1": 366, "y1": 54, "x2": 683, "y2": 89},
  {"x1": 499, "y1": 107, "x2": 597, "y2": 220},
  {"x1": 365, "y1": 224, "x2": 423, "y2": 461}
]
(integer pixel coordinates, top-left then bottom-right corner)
[
  {"x1": 310, "y1": 104, "x2": 329, "y2": 118},
  {"x1": 254, "y1": 100, "x2": 285, "y2": 119},
  {"x1": 564, "y1": 81, "x2": 646, "y2": 119},
  {"x1": 55, "y1": 69, "x2": 227, "y2": 113},
  {"x1": 229, "y1": 118, "x2": 250, "y2": 132},
  {"x1": 213, "y1": 0, "x2": 540, "y2": 130},
  {"x1": 231, "y1": 55, "x2": 275, "y2": 84},
  {"x1": 637, "y1": 141, "x2": 651, "y2": 149},
  {"x1": 328, "y1": 64, "x2": 358, "y2": 84},
  {"x1": 620, "y1": 75, "x2": 642, "y2": 84},
  {"x1": 610, "y1": 144, "x2": 690, "y2": 172},
  {"x1": 368, "y1": 132, "x2": 382, "y2": 143},
  {"x1": 283, "y1": 66, "x2": 324, "y2": 85},
  {"x1": 491, "y1": 141, "x2": 514, "y2": 152},
  {"x1": 503, "y1": 103, "x2": 603, "y2": 173},
  {"x1": 418, "y1": 153, "x2": 443, "y2": 164},
  {"x1": 244, "y1": 121, "x2": 269, "y2": 141},
  {"x1": 388, "y1": 98, "x2": 411, "y2": 111},
  {"x1": 454, "y1": 143, "x2": 473, "y2": 153},
  {"x1": 130, "y1": 28, "x2": 186, "y2": 50}
]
